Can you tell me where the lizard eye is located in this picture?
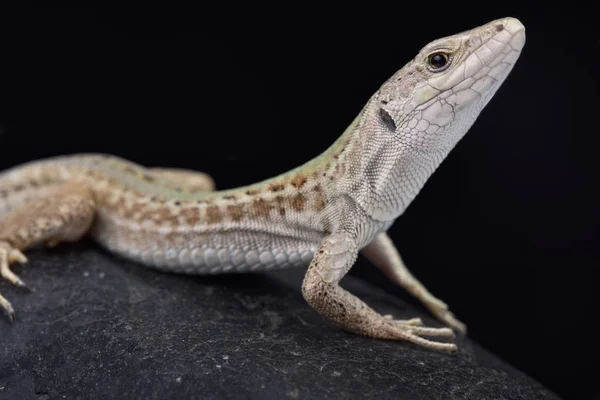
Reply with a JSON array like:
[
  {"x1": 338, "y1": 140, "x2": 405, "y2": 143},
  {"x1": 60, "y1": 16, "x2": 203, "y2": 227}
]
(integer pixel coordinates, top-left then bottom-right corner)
[
  {"x1": 379, "y1": 108, "x2": 397, "y2": 131},
  {"x1": 427, "y1": 52, "x2": 450, "y2": 71}
]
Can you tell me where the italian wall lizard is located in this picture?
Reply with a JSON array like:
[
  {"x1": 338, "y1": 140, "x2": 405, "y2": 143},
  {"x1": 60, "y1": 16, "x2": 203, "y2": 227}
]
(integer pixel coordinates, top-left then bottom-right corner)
[{"x1": 0, "y1": 18, "x2": 526, "y2": 351}]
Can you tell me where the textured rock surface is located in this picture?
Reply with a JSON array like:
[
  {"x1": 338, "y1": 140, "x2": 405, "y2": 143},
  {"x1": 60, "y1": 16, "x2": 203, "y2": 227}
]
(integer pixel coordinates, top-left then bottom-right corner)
[{"x1": 0, "y1": 243, "x2": 560, "y2": 399}]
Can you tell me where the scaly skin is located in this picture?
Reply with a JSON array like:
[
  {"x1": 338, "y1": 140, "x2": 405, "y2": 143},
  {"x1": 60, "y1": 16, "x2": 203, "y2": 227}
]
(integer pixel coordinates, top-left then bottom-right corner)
[{"x1": 0, "y1": 18, "x2": 525, "y2": 351}]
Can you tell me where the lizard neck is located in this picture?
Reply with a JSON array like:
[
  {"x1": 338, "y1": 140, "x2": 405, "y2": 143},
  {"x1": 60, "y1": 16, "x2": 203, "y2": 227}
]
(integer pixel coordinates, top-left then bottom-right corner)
[
  {"x1": 251, "y1": 97, "x2": 449, "y2": 224},
  {"x1": 335, "y1": 98, "x2": 451, "y2": 222}
]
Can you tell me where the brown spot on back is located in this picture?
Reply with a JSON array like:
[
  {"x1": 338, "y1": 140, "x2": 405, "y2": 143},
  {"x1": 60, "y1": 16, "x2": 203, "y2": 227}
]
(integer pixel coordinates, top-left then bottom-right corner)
[
  {"x1": 121, "y1": 202, "x2": 147, "y2": 219},
  {"x1": 268, "y1": 183, "x2": 285, "y2": 192},
  {"x1": 311, "y1": 184, "x2": 327, "y2": 212},
  {"x1": 227, "y1": 204, "x2": 245, "y2": 221},
  {"x1": 137, "y1": 205, "x2": 177, "y2": 225},
  {"x1": 206, "y1": 205, "x2": 223, "y2": 224},
  {"x1": 290, "y1": 175, "x2": 308, "y2": 189},
  {"x1": 274, "y1": 195, "x2": 285, "y2": 205},
  {"x1": 245, "y1": 189, "x2": 259, "y2": 196},
  {"x1": 223, "y1": 195, "x2": 237, "y2": 200},
  {"x1": 271, "y1": 195, "x2": 285, "y2": 216},
  {"x1": 290, "y1": 193, "x2": 306, "y2": 212},
  {"x1": 142, "y1": 174, "x2": 155, "y2": 182},
  {"x1": 252, "y1": 198, "x2": 273, "y2": 218},
  {"x1": 182, "y1": 207, "x2": 201, "y2": 224}
]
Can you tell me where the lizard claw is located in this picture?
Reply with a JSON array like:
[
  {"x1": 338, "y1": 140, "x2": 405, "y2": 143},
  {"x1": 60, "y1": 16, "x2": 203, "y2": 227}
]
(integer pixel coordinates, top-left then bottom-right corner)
[{"x1": 0, "y1": 293, "x2": 15, "y2": 323}]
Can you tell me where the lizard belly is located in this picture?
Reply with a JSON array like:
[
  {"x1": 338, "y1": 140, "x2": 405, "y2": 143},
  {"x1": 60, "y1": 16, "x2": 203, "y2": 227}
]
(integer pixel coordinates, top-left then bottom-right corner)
[{"x1": 90, "y1": 211, "x2": 321, "y2": 274}]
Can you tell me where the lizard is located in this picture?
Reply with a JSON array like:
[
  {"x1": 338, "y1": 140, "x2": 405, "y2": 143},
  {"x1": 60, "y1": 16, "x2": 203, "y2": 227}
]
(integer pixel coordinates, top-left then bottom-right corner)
[{"x1": 0, "y1": 17, "x2": 525, "y2": 352}]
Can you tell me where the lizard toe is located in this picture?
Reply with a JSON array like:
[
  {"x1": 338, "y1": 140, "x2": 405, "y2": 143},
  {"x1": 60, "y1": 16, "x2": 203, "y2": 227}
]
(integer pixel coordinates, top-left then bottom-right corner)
[
  {"x1": 383, "y1": 315, "x2": 423, "y2": 326},
  {"x1": 0, "y1": 293, "x2": 15, "y2": 323},
  {"x1": 384, "y1": 317, "x2": 455, "y2": 337},
  {"x1": 0, "y1": 243, "x2": 29, "y2": 289},
  {"x1": 381, "y1": 317, "x2": 458, "y2": 351}
]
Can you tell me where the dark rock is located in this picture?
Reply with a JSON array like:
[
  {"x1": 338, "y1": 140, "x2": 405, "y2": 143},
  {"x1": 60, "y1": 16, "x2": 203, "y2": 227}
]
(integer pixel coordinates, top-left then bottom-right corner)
[{"x1": 0, "y1": 243, "x2": 561, "y2": 399}]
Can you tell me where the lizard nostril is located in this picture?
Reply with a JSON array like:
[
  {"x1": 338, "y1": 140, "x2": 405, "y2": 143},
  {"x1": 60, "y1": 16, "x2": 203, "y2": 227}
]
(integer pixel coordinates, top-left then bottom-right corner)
[{"x1": 495, "y1": 24, "x2": 504, "y2": 32}]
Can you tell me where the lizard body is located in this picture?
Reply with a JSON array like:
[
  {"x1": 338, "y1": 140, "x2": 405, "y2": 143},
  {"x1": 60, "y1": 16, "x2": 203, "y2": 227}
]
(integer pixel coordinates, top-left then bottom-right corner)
[{"x1": 0, "y1": 18, "x2": 526, "y2": 351}]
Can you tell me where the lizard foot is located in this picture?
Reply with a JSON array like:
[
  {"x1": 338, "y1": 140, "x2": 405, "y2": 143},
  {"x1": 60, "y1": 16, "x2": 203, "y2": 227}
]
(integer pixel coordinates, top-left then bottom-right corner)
[
  {"x1": 0, "y1": 183, "x2": 96, "y2": 322},
  {"x1": 381, "y1": 316, "x2": 458, "y2": 352},
  {"x1": 0, "y1": 242, "x2": 28, "y2": 288},
  {"x1": 0, "y1": 242, "x2": 29, "y2": 322}
]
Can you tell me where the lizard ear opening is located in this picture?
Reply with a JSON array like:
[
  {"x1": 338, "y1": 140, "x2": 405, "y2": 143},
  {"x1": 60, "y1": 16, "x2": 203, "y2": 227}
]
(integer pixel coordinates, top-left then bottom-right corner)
[{"x1": 379, "y1": 108, "x2": 397, "y2": 132}]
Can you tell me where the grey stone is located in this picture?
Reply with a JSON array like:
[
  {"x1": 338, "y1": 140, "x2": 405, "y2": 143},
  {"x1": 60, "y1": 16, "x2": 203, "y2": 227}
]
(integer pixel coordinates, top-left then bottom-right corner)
[{"x1": 0, "y1": 244, "x2": 560, "y2": 399}]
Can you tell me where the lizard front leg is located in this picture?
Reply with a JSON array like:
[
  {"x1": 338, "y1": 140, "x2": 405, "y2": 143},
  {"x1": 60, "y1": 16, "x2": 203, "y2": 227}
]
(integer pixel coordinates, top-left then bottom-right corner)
[
  {"x1": 302, "y1": 231, "x2": 457, "y2": 351},
  {"x1": 0, "y1": 183, "x2": 96, "y2": 321},
  {"x1": 361, "y1": 232, "x2": 466, "y2": 333}
]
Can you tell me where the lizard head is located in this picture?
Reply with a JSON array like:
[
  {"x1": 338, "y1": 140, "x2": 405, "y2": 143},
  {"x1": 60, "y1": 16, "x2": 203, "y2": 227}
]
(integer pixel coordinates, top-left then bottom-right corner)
[
  {"x1": 370, "y1": 17, "x2": 526, "y2": 153},
  {"x1": 352, "y1": 18, "x2": 525, "y2": 221}
]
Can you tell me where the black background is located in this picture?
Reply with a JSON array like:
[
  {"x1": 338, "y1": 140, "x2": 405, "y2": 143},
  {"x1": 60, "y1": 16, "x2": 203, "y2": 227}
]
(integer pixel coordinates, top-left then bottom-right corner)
[{"x1": 1, "y1": 3, "x2": 598, "y2": 400}]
